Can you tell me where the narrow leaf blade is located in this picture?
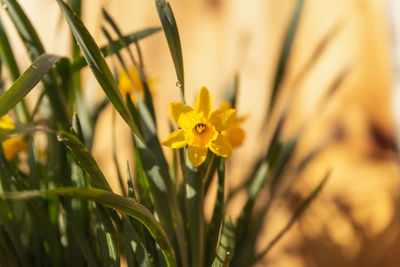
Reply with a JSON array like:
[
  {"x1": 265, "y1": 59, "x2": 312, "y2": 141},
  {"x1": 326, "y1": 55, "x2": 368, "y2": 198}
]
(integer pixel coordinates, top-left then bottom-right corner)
[{"x1": 0, "y1": 54, "x2": 60, "y2": 117}]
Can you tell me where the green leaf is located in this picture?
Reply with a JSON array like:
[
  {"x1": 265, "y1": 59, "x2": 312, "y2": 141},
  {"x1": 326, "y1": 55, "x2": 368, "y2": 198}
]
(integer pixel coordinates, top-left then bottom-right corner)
[
  {"x1": 57, "y1": 0, "x2": 140, "y2": 136},
  {"x1": 0, "y1": 54, "x2": 60, "y2": 117},
  {"x1": 94, "y1": 205, "x2": 119, "y2": 267},
  {"x1": 56, "y1": 130, "x2": 112, "y2": 191},
  {"x1": 65, "y1": 205, "x2": 99, "y2": 267},
  {"x1": 155, "y1": 0, "x2": 185, "y2": 102},
  {"x1": 101, "y1": 8, "x2": 138, "y2": 67},
  {"x1": 1, "y1": 0, "x2": 70, "y2": 124},
  {"x1": 0, "y1": 17, "x2": 19, "y2": 81},
  {"x1": 268, "y1": 0, "x2": 305, "y2": 115},
  {"x1": 205, "y1": 158, "x2": 225, "y2": 267},
  {"x1": 252, "y1": 173, "x2": 330, "y2": 264},
  {"x1": 133, "y1": 135, "x2": 188, "y2": 267},
  {"x1": 211, "y1": 218, "x2": 235, "y2": 267},
  {"x1": 184, "y1": 152, "x2": 204, "y2": 267},
  {"x1": 2, "y1": 187, "x2": 177, "y2": 267},
  {"x1": 127, "y1": 95, "x2": 188, "y2": 267},
  {"x1": 0, "y1": 0, "x2": 45, "y2": 60},
  {"x1": 70, "y1": 27, "x2": 161, "y2": 72},
  {"x1": 122, "y1": 216, "x2": 152, "y2": 267}
]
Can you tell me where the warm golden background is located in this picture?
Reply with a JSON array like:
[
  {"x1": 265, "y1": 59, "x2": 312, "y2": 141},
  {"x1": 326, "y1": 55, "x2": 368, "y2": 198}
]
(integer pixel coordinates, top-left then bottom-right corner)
[{"x1": 4, "y1": 0, "x2": 400, "y2": 266}]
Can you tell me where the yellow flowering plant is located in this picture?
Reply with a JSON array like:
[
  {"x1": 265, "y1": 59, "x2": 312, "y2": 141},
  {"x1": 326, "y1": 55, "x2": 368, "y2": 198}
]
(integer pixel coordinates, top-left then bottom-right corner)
[
  {"x1": 0, "y1": 1, "x2": 330, "y2": 267},
  {"x1": 163, "y1": 86, "x2": 236, "y2": 166}
]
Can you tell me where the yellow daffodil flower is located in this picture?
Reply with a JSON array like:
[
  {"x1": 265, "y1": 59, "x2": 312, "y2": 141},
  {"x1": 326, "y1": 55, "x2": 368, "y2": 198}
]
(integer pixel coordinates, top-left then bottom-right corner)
[
  {"x1": 162, "y1": 87, "x2": 237, "y2": 166},
  {"x1": 0, "y1": 115, "x2": 27, "y2": 161},
  {"x1": 118, "y1": 66, "x2": 146, "y2": 104},
  {"x1": 219, "y1": 101, "x2": 246, "y2": 148}
]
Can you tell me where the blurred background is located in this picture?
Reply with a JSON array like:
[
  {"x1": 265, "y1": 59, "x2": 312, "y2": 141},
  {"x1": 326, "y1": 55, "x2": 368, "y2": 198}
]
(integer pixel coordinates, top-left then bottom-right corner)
[{"x1": 3, "y1": 0, "x2": 400, "y2": 266}]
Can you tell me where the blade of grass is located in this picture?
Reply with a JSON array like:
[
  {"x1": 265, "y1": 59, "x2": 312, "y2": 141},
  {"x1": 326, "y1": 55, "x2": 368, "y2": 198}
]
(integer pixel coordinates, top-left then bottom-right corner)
[
  {"x1": 205, "y1": 158, "x2": 225, "y2": 266},
  {"x1": 2, "y1": 187, "x2": 177, "y2": 267},
  {"x1": 57, "y1": 0, "x2": 140, "y2": 137},
  {"x1": 0, "y1": 152, "x2": 62, "y2": 265},
  {"x1": 70, "y1": 27, "x2": 161, "y2": 71},
  {"x1": 0, "y1": 0, "x2": 70, "y2": 124},
  {"x1": 94, "y1": 205, "x2": 119, "y2": 267},
  {"x1": 290, "y1": 20, "x2": 343, "y2": 93},
  {"x1": 184, "y1": 153, "x2": 204, "y2": 267},
  {"x1": 102, "y1": 8, "x2": 138, "y2": 66},
  {"x1": 0, "y1": 207, "x2": 30, "y2": 266},
  {"x1": 126, "y1": 91, "x2": 188, "y2": 267},
  {"x1": 155, "y1": 0, "x2": 185, "y2": 103},
  {"x1": 0, "y1": 54, "x2": 60, "y2": 117},
  {"x1": 134, "y1": 134, "x2": 188, "y2": 267},
  {"x1": 127, "y1": 162, "x2": 159, "y2": 266},
  {"x1": 267, "y1": 0, "x2": 306, "y2": 116},
  {"x1": 211, "y1": 218, "x2": 235, "y2": 267},
  {"x1": 66, "y1": 207, "x2": 99, "y2": 267},
  {"x1": 0, "y1": 16, "x2": 30, "y2": 123},
  {"x1": 56, "y1": 130, "x2": 112, "y2": 191},
  {"x1": 122, "y1": 215, "x2": 153, "y2": 267},
  {"x1": 252, "y1": 172, "x2": 330, "y2": 264}
]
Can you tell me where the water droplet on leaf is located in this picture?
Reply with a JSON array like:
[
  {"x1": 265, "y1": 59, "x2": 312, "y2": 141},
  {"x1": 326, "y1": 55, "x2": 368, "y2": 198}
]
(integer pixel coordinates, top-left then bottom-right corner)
[{"x1": 56, "y1": 134, "x2": 63, "y2": 142}]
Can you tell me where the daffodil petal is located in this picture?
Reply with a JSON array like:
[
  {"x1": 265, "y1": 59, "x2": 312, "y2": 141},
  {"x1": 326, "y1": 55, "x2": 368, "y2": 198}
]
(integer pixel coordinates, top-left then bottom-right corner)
[
  {"x1": 188, "y1": 146, "x2": 208, "y2": 167},
  {"x1": 209, "y1": 108, "x2": 237, "y2": 132},
  {"x1": 194, "y1": 86, "x2": 212, "y2": 119},
  {"x1": 169, "y1": 102, "x2": 195, "y2": 129},
  {"x1": 0, "y1": 115, "x2": 15, "y2": 130},
  {"x1": 219, "y1": 101, "x2": 232, "y2": 110},
  {"x1": 223, "y1": 126, "x2": 245, "y2": 148},
  {"x1": 209, "y1": 134, "x2": 232, "y2": 158},
  {"x1": 162, "y1": 129, "x2": 187, "y2": 148},
  {"x1": 188, "y1": 123, "x2": 218, "y2": 148}
]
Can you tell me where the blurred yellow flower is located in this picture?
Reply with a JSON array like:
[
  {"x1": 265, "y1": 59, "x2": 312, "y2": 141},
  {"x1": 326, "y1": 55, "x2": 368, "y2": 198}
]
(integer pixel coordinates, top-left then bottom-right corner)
[
  {"x1": 0, "y1": 115, "x2": 14, "y2": 130},
  {"x1": 219, "y1": 101, "x2": 246, "y2": 148},
  {"x1": 162, "y1": 87, "x2": 237, "y2": 166},
  {"x1": 118, "y1": 66, "x2": 146, "y2": 104},
  {"x1": 0, "y1": 115, "x2": 27, "y2": 160}
]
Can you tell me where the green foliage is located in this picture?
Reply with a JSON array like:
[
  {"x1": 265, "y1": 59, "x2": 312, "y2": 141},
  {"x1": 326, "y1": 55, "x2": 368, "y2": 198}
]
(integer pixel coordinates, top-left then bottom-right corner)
[{"x1": 0, "y1": 0, "x2": 338, "y2": 266}]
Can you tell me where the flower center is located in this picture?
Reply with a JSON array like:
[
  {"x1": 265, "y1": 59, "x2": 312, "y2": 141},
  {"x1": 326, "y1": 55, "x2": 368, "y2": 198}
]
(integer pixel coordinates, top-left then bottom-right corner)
[{"x1": 194, "y1": 123, "x2": 206, "y2": 134}]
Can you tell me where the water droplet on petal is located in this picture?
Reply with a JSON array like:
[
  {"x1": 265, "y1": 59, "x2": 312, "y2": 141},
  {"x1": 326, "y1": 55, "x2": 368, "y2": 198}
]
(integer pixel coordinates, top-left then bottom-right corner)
[{"x1": 176, "y1": 81, "x2": 182, "y2": 88}]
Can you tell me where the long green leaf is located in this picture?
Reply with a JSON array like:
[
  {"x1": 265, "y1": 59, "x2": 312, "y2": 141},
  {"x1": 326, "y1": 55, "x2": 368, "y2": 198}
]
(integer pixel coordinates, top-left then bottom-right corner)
[
  {"x1": 155, "y1": 0, "x2": 185, "y2": 102},
  {"x1": 205, "y1": 158, "x2": 225, "y2": 266},
  {"x1": 126, "y1": 95, "x2": 188, "y2": 267},
  {"x1": 0, "y1": 0, "x2": 44, "y2": 59},
  {"x1": 56, "y1": 130, "x2": 112, "y2": 191},
  {"x1": 0, "y1": 16, "x2": 30, "y2": 123},
  {"x1": 211, "y1": 218, "x2": 235, "y2": 267},
  {"x1": 268, "y1": 0, "x2": 305, "y2": 115},
  {"x1": 70, "y1": 27, "x2": 161, "y2": 71},
  {"x1": 94, "y1": 205, "x2": 119, "y2": 267},
  {"x1": 56, "y1": 0, "x2": 140, "y2": 137},
  {"x1": 0, "y1": 54, "x2": 60, "y2": 117},
  {"x1": 184, "y1": 153, "x2": 204, "y2": 267},
  {"x1": 122, "y1": 216, "x2": 152, "y2": 267},
  {"x1": 1, "y1": 0, "x2": 70, "y2": 124},
  {"x1": 252, "y1": 173, "x2": 330, "y2": 264},
  {"x1": 1, "y1": 187, "x2": 177, "y2": 267}
]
